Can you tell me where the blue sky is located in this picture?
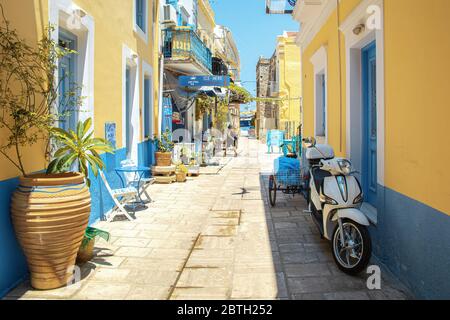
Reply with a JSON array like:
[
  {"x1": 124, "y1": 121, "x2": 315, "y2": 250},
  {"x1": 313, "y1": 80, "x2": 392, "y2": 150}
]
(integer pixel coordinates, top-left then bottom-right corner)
[{"x1": 210, "y1": 0, "x2": 298, "y2": 112}]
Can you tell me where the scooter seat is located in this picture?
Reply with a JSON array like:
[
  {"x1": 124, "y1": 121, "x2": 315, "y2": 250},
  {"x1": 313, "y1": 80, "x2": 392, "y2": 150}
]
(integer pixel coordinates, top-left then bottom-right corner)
[{"x1": 312, "y1": 167, "x2": 332, "y2": 193}]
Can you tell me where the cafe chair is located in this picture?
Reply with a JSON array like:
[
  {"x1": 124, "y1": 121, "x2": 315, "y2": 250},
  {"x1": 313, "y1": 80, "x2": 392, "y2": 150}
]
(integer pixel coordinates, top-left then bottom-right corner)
[
  {"x1": 99, "y1": 170, "x2": 137, "y2": 222},
  {"x1": 119, "y1": 159, "x2": 156, "y2": 204}
]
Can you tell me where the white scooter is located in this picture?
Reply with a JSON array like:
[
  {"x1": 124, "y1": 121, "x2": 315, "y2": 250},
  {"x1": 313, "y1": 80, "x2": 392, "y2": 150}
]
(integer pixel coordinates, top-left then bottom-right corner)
[{"x1": 303, "y1": 137, "x2": 372, "y2": 275}]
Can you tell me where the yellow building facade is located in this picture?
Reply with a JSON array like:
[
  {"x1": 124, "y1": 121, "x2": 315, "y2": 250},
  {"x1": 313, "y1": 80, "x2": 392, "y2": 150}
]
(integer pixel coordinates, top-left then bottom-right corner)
[
  {"x1": 197, "y1": 0, "x2": 216, "y2": 53},
  {"x1": 0, "y1": 0, "x2": 162, "y2": 296},
  {"x1": 273, "y1": 32, "x2": 302, "y2": 138},
  {"x1": 293, "y1": 0, "x2": 450, "y2": 298}
]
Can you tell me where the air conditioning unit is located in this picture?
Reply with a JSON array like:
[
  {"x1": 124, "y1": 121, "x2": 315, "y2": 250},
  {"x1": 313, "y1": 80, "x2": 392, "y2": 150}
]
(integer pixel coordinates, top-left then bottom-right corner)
[{"x1": 162, "y1": 4, "x2": 177, "y2": 28}]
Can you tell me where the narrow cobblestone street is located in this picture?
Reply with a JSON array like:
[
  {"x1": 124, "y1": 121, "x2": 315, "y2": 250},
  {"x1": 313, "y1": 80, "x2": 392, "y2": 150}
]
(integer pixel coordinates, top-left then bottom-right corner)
[{"x1": 6, "y1": 138, "x2": 410, "y2": 300}]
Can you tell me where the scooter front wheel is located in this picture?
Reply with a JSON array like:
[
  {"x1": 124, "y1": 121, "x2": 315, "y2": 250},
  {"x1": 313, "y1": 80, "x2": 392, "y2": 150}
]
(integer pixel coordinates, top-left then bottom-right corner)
[{"x1": 331, "y1": 219, "x2": 372, "y2": 275}]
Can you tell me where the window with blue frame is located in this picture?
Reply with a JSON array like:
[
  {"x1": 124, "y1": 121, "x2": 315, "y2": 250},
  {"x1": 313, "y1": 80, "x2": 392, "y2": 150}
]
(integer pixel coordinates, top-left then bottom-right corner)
[
  {"x1": 135, "y1": 0, "x2": 146, "y2": 32},
  {"x1": 125, "y1": 67, "x2": 132, "y2": 154},
  {"x1": 192, "y1": 0, "x2": 198, "y2": 30},
  {"x1": 58, "y1": 29, "x2": 78, "y2": 132},
  {"x1": 315, "y1": 73, "x2": 326, "y2": 137},
  {"x1": 143, "y1": 77, "x2": 153, "y2": 139}
]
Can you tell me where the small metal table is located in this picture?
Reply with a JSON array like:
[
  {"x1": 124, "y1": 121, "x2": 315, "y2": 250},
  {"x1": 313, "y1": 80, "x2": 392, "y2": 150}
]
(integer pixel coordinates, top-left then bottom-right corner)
[{"x1": 114, "y1": 166, "x2": 151, "y2": 207}]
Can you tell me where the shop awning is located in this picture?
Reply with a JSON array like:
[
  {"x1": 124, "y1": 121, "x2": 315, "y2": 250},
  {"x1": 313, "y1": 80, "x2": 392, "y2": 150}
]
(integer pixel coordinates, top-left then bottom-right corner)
[
  {"x1": 164, "y1": 72, "x2": 230, "y2": 113},
  {"x1": 198, "y1": 86, "x2": 216, "y2": 97}
]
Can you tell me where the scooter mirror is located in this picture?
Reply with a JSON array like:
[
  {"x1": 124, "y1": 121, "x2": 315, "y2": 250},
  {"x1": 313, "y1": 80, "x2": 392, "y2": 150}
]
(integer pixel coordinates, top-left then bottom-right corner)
[{"x1": 303, "y1": 137, "x2": 316, "y2": 147}]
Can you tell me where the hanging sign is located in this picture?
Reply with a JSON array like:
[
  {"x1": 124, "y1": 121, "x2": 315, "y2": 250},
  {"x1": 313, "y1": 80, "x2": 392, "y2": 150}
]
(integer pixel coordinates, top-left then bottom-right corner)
[
  {"x1": 105, "y1": 122, "x2": 116, "y2": 149},
  {"x1": 162, "y1": 97, "x2": 173, "y2": 133},
  {"x1": 179, "y1": 75, "x2": 230, "y2": 88},
  {"x1": 172, "y1": 112, "x2": 183, "y2": 124}
]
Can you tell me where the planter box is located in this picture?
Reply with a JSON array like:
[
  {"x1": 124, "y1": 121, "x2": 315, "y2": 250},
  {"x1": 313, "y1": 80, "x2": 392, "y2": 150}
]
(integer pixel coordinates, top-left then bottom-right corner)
[
  {"x1": 176, "y1": 172, "x2": 187, "y2": 183},
  {"x1": 187, "y1": 165, "x2": 200, "y2": 177},
  {"x1": 155, "y1": 152, "x2": 172, "y2": 166}
]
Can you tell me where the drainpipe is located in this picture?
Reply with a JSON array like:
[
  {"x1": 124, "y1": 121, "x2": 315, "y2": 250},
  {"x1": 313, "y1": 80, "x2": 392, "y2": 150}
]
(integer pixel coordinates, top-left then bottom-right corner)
[
  {"x1": 336, "y1": 0, "x2": 343, "y2": 153},
  {"x1": 158, "y1": 0, "x2": 164, "y2": 137}
]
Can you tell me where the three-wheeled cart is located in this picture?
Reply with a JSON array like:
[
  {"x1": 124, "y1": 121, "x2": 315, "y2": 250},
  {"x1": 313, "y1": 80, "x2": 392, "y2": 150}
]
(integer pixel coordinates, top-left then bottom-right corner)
[{"x1": 268, "y1": 143, "x2": 309, "y2": 207}]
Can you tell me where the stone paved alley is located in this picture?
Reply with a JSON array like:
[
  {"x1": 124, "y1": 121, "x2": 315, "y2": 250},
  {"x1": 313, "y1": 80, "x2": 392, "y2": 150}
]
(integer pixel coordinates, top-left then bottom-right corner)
[{"x1": 5, "y1": 138, "x2": 410, "y2": 300}]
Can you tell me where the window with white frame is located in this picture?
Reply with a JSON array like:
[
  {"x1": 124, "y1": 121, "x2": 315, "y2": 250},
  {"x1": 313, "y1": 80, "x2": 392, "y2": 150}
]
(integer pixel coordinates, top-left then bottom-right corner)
[
  {"x1": 125, "y1": 66, "x2": 133, "y2": 155},
  {"x1": 134, "y1": 0, "x2": 148, "y2": 41},
  {"x1": 180, "y1": 6, "x2": 190, "y2": 27},
  {"x1": 142, "y1": 61, "x2": 154, "y2": 140},
  {"x1": 136, "y1": 0, "x2": 146, "y2": 31},
  {"x1": 122, "y1": 45, "x2": 140, "y2": 162},
  {"x1": 315, "y1": 73, "x2": 326, "y2": 137},
  {"x1": 49, "y1": 1, "x2": 95, "y2": 129},
  {"x1": 310, "y1": 46, "x2": 328, "y2": 140}
]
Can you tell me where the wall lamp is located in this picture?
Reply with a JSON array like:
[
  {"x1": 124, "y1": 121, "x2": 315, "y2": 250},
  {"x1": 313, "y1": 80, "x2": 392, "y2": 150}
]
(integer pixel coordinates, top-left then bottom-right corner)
[
  {"x1": 352, "y1": 23, "x2": 365, "y2": 35},
  {"x1": 73, "y1": 8, "x2": 86, "y2": 18}
]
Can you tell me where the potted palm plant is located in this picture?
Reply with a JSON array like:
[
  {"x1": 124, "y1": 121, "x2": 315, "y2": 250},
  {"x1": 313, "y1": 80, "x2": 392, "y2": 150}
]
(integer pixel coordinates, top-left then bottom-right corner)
[
  {"x1": 0, "y1": 10, "x2": 112, "y2": 290},
  {"x1": 154, "y1": 129, "x2": 174, "y2": 167},
  {"x1": 10, "y1": 118, "x2": 113, "y2": 290}
]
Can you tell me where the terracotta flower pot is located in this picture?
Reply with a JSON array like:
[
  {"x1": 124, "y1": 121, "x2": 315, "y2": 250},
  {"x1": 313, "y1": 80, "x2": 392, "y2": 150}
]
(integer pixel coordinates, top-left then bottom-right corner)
[
  {"x1": 176, "y1": 172, "x2": 187, "y2": 183},
  {"x1": 10, "y1": 172, "x2": 91, "y2": 290},
  {"x1": 77, "y1": 238, "x2": 95, "y2": 264},
  {"x1": 155, "y1": 152, "x2": 172, "y2": 166}
]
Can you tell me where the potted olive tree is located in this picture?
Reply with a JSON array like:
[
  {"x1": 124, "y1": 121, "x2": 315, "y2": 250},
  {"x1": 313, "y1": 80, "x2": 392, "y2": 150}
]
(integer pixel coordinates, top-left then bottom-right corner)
[
  {"x1": 1, "y1": 8, "x2": 113, "y2": 290},
  {"x1": 154, "y1": 129, "x2": 174, "y2": 167}
]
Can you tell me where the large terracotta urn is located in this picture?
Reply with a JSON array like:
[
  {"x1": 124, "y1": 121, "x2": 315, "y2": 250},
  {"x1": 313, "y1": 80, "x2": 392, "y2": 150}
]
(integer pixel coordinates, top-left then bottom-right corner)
[
  {"x1": 155, "y1": 152, "x2": 172, "y2": 166},
  {"x1": 10, "y1": 172, "x2": 91, "y2": 290}
]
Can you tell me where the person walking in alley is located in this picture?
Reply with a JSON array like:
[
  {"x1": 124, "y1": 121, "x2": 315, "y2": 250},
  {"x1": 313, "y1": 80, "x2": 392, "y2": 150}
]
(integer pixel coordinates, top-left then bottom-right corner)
[{"x1": 224, "y1": 125, "x2": 238, "y2": 157}]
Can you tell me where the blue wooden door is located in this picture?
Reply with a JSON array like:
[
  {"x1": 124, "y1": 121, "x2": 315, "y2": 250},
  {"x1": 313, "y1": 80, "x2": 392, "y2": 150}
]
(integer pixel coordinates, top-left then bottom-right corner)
[
  {"x1": 58, "y1": 30, "x2": 78, "y2": 132},
  {"x1": 202, "y1": 112, "x2": 209, "y2": 135},
  {"x1": 142, "y1": 77, "x2": 152, "y2": 166},
  {"x1": 362, "y1": 42, "x2": 377, "y2": 207},
  {"x1": 143, "y1": 78, "x2": 152, "y2": 139}
]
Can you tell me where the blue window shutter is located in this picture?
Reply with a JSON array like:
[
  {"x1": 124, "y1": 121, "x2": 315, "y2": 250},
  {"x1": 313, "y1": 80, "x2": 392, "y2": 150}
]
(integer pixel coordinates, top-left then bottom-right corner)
[
  {"x1": 136, "y1": 0, "x2": 145, "y2": 31},
  {"x1": 144, "y1": 78, "x2": 151, "y2": 138},
  {"x1": 322, "y1": 75, "x2": 326, "y2": 135},
  {"x1": 126, "y1": 67, "x2": 131, "y2": 153}
]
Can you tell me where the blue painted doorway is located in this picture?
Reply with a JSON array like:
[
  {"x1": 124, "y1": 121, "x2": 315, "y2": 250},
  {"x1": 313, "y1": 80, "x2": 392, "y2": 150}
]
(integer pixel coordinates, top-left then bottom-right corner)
[
  {"x1": 58, "y1": 29, "x2": 78, "y2": 132},
  {"x1": 362, "y1": 41, "x2": 377, "y2": 207}
]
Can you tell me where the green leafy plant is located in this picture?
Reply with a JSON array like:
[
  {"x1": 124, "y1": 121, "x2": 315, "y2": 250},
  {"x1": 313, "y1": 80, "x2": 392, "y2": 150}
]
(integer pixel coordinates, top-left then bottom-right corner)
[
  {"x1": 229, "y1": 83, "x2": 252, "y2": 104},
  {"x1": 188, "y1": 152, "x2": 201, "y2": 166},
  {"x1": 0, "y1": 5, "x2": 82, "y2": 176},
  {"x1": 176, "y1": 163, "x2": 188, "y2": 174},
  {"x1": 47, "y1": 118, "x2": 114, "y2": 186},
  {"x1": 80, "y1": 227, "x2": 110, "y2": 250},
  {"x1": 214, "y1": 98, "x2": 230, "y2": 131},
  {"x1": 154, "y1": 129, "x2": 174, "y2": 153},
  {"x1": 195, "y1": 94, "x2": 214, "y2": 120},
  {"x1": 180, "y1": 146, "x2": 190, "y2": 164}
]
